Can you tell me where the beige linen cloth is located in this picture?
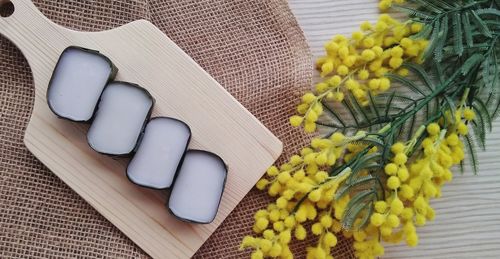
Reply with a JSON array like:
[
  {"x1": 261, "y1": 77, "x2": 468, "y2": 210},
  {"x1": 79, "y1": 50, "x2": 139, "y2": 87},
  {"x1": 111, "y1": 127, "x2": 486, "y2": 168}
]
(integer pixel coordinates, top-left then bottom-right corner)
[{"x1": 0, "y1": 0, "x2": 354, "y2": 258}]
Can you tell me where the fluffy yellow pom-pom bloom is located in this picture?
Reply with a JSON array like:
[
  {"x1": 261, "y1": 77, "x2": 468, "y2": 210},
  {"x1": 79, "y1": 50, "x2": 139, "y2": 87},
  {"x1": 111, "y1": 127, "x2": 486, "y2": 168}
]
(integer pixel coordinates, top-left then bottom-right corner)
[
  {"x1": 320, "y1": 61, "x2": 334, "y2": 77},
  {"x1": 259, "y1": 239, "x2": 272, "y2": 252},
  {"x1": 330, "y1": 132, "x2": 345, "y2": 143},
  {"x1": 315, "y1": 82, "x2": 329, "y2": 93},
  {"x1": 266, "y1": 166, "x2": 279, "y2": 176},
  {"x1": 338, "y1": 46, "x2": 349, "y2": 58},
  {"x1": 269, "y1": 243, "x2": 282, "y2": 257},
  {"x1": 401, "y1": 207, "x2": 414, "y2": 220},
  {"x1": 352, "y1": 31, "x2": 364, "y2": 41},
  {"x1": 320, "y1": 215, "x2": 333, "y2": 228},
  {"x1": 384, "y1": 163, "x2": 398, "y2": 175},
  {"x1": 370, "y1": 213, "x2": 385, "y2": 226},
  {"x1": 256, "y1": 179, "x2": 269, "y2": 190},
  {"x1": 358, "y1": 69, "x2": 370, "y2": 80},
  {"x1": 333, "y1": 92, "x2": 345, "y2": 102},
  {"x1": 304, "y1": 122, "x2": 317, "y2": 133},
  {"x1": 375, "y1": 21, "x2": 388, "y2": 32},
  {"x1": 302, "y1": 92, "x2": 316, "y2": 104},
  {"x1": 295, "y1": 224, "x2": 307, "y2": 240},
  {"x1": 279, "y1": 230, "x2": 292, "y2": 244},
  {"x1": 290, "y1": 115, "x2": 303, "y2": 127},
  {"x1": 363, "y1": 37, "x2": 375, "y2": 48},
  {"x1": 284, "y1": 215, "x2": 296, "y2": 228},
  {"x1": 411, "y1": 22, "x2": 423, "y2": 33},
  {"x1": 337, "y1": 65, "x2": 349, "y2": 75},
  {"x1": 457, "y1": 122, "x2": 468, "y2": 135},
  {"x1": 406, "y1": 232, "x2": 419, "y2": 247},
  {"x1": 368, "y1": 79, "x2": 381, "y2": 90},
  {"x1": 387, "y1": 214, "x2": 401, "y2": 227},
  {"x1": 389, "y1": 57, "x2": 403, "y2": 68},
  {"x1": 372, "y1": 46, "x2": 384, "y2": 56},
  {"x1": 398, "y1": 68, "x2": 409, "y2": 76},
  {"x1": 323, "y1": 232, "x2": 338, "y2": 247},
  {"x1": 394, "y1": 153, "x2": 408, "y2": 165},
  {"x1": 463, "y1": 107, "x2": 476, "y2": 121},
  {"x1": 361, "y1": 49, "x2": 376, "y2": 61},
  {"x1": 305, "y1": 110, "x2": 318, "y2": 122},
  {"x1": 387, "y1": 176, "x2": 401, "y2": 190},
  {"x1": 390, "y1": 197, "x2": 404, "y2": 215},
  {"x1": 277, "y1": 171, "x2": 291, "y2": 184},
  {"x1": 391, "y1": 46, "x2": 404, "y2": 57},
  {"x1": 256, "y1": 217, "x2": 269, "y2": 229},
  {"x1": 276, "y1": 197, "x2": 288, "y2": 209},
  {"x1": 308, "y1": 189, "x2": 322, "y2": 202},
  {"x1": 311, "y1": 222, "x2": 324, "y2": 235},
  {"x1": 427, "y1": 123, "x2": 440, "y2": 136},
  {"x1": 240, "y1": 236, "x2": 256, "y2": 249},
  {"x1": 315, "y1": 152, "x2": 328, "y2": 165},
  {"x1": 329, "y1": 75, "x2": 342, "y2": 87},
  {"x1": 268, "y1": 209, "x2": 280, "y2": 222},
  {"x1": 360, "y1": 21, "x2": 372, "y2": 31},
  {"x1": 400, "y1": 37, "x2": 413, "y2": 48},
  {"x1": 446, "y1": 133, "x2": 459, "y2": 146},
  {"x1": 400, "y1": 184, "x2": 414, "y2": 199},
  {"x1": 415, "y1": 214, "x2": 426, "y2": 226},
  {"x1": 378, "y1": 0, "x2": 392, "y2": 11},
  {"x1": 391, "y1": 142, "x2": 405, "y2": 154},
  {"x1": 374, "y1": 201, "x2": 387, "y2": 213},
  {"x1": 251, "y1": 250, "x2": 264, "y2": 259}
]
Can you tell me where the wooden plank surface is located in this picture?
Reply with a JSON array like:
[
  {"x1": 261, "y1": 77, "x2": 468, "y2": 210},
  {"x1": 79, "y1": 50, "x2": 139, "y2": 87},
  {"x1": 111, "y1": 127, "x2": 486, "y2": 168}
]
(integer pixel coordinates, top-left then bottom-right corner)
[
  {"x1": 288, "y1": 0, "x2": 500, "y2": 258},
  {"x1": 0, "y1": 1, "x2": 283, "y2": 258}
]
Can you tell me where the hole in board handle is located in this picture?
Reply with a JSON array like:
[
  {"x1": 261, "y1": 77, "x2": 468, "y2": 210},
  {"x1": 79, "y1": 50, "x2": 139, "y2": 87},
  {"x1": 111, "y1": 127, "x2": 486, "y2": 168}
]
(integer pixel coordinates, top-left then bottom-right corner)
[{"x1": 0, "y1": 0, "x2": 14, "y2": 17}]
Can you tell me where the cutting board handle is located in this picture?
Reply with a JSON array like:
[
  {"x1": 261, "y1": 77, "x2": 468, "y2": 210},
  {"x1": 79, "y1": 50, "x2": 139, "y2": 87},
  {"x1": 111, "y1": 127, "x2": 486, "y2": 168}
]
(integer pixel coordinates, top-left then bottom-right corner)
[
  {"x1": 0, "y1": 0, "x2": 67, "y2": 68},
  {"x1": 0, "y1": 0, "x2": 37, "y2": 24}
]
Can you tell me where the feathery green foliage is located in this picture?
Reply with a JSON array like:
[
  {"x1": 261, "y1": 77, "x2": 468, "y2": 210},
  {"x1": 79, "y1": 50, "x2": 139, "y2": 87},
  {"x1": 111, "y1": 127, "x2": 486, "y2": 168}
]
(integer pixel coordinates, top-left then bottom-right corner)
[{"x1": 330, "y1": 0, "x2": 500, "y2": 230}]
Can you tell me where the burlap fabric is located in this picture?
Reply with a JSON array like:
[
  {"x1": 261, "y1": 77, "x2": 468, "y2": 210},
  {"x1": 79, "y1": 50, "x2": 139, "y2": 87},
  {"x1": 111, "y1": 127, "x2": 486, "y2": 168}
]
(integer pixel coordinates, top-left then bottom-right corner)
[{"x1": 0, "y1": 0, "x2": 354, "y2": 258}]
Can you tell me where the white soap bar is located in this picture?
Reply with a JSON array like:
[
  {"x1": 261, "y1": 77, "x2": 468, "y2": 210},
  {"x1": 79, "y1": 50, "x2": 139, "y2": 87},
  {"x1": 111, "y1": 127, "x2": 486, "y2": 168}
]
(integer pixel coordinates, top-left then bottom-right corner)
[
  {"x1": 127, "y1": 117, "x2": 191, "y2": 189},
  {"x1": 47, "y1": 47, "x2": 115, "y2": 121},
  {"x1": 168, "y1": 150, "x2": 227, "y2": 224},
  {"x1": 87, "y1": 82, "x2": 153, "y2": 156}
]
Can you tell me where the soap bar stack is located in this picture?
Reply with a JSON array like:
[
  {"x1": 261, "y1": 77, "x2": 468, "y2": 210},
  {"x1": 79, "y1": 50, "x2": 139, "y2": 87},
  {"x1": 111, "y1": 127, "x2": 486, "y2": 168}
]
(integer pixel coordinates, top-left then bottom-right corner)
[{"x1": 47, "y1": 46, "x2": 227, "y2": 224}]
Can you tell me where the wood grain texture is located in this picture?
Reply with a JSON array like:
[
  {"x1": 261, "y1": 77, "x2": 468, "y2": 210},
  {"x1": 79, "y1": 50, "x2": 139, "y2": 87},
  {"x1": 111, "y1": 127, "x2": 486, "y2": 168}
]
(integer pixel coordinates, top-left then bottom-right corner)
[
  {"x1": 0, "y1": 0, "x2": 283, "y2": 258},
  {"x1": 288, "y1": 0, "x2": 500, "y2": 258}
]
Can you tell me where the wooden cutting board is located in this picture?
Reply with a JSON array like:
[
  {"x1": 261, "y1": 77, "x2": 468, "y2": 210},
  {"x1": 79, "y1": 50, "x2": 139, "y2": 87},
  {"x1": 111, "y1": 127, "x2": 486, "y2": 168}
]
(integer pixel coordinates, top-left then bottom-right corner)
[{"x1": 0, "y1": 0, "x2": 283, "y2": 258}]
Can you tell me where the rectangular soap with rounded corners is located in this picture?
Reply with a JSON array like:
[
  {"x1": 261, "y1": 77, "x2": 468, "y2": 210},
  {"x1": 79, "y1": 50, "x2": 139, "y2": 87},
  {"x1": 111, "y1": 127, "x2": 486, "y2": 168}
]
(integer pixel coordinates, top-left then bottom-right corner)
[
  {"x1": 127, "y1": 117, "x2": 191, "y2": 189},
  {"x1": 87, "y1": 81, "x2": 154, "y2": 156},
  {"x1": 47, "y1": 46, "x2": 116, "y2": 122},
  {"x1": 168, "y1": 150, "x2": 227, "y2": 224}
]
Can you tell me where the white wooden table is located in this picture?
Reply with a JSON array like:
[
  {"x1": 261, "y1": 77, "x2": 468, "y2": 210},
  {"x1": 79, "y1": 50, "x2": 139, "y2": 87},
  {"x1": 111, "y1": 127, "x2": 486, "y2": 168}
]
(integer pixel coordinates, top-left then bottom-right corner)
[{"x1": 288, "y1": 1, "x2": 500, "y2": 258}]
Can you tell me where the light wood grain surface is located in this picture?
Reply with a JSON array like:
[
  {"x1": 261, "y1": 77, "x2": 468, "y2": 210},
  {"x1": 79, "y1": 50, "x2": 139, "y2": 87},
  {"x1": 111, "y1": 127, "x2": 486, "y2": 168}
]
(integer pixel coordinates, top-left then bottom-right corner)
[
  {"x1": 0, "y1": 1, "x2": 282, "y2": 258},
  {"x1": 288, "y1": 1, "x2": 500, "y2": 258}
]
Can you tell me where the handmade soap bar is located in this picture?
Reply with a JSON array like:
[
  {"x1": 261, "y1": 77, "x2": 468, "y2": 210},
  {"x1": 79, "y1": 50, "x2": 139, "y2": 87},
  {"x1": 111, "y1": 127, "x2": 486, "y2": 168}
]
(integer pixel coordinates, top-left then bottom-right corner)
[
  {"x1": 87, "y1": 81, "x2": 154, "y2": 156},
  {"x1": 127, "y1": 117, "x2": 191, "y2": 189},
  {"x1": 45, "y1": 45, "x2": 228, "y2": 224},
  {"x1": 47, "y1": 46, "x2": 116, "y2": 122},
  {"x1": 168, "y1": 150, "x2": 227, "y2": 224}
]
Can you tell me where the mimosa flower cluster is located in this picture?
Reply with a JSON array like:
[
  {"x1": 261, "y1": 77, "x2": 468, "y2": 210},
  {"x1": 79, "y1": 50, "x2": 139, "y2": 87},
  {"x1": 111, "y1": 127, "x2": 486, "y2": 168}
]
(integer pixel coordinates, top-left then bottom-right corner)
[
  {"x1": 355, "y1": 108, "x2": 472, "y2": 258},
  {"x1": 240, "y1": 132, "x2": 361, "y2": 259},
  {"x1": 290, "y1": 14, "x2": 427, "y2": 133},
  {"x1": 241, "y1": 0, "x2": 499, "y2": 257}
]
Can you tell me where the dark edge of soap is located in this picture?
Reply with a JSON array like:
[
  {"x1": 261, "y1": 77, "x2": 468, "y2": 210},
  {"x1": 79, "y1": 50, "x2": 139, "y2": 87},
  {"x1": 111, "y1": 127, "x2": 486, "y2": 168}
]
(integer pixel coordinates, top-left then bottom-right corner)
[
  {"x1": 46, "y1": 46, "x2": 118, "y2": 123},
  {"x1": 167, "y1": 150, "x2": 228, "y2": 224},
  {"x1": 87, "y1": 81, "x2": 155, "y2": 157},
  {"x1": 126, "y1": 117, "x2": 192, "y2": 190}
]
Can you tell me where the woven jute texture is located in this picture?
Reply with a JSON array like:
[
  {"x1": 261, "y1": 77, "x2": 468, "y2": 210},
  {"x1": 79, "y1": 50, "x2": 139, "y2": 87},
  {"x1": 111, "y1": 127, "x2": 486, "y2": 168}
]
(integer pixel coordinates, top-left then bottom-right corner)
[{"x1": 0, "y1": 0, "x2": 354, "y2": 258}]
